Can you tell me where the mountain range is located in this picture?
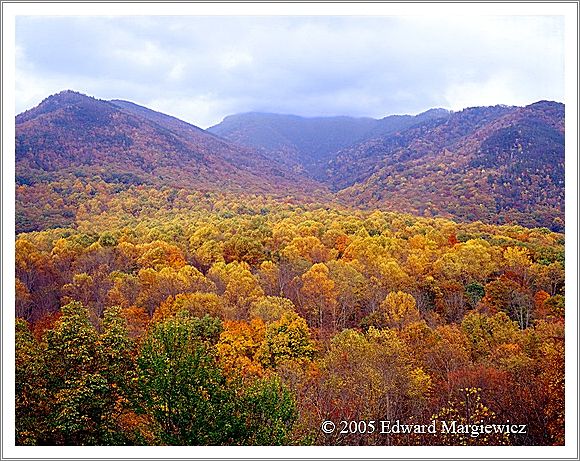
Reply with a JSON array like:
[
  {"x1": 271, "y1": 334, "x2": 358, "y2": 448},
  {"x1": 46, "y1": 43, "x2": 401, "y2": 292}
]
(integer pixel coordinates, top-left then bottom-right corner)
[
  {"x1": 16, "y1": 91, "x2": 320, "y2": 195},
  {"x1": 207, "y1": 108, "x2": 450, "y2": 178},
  {"x1": 15, "y1": 91, "x2": 564, "y2": 232}
]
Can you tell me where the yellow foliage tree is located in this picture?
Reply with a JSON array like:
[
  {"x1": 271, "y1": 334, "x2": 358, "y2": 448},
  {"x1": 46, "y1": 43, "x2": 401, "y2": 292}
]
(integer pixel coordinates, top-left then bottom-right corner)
[
  {"x1": 380, "y1": 291, "x2": 420, "y2": 330},
  {"x1": 249, "y1": 296, "x2": 295, "y2": 323},
  {"x1": 257, "y1": 260, "x2": 281, "y2": 296},
  {"x1": 258, "y1": 312, "x2": 316, "y2": 369},
  {"x1": 153, "y1": 292, "x2": 224, "y2": 323},
  {"x1": 217, "y1": 319, "x2": 266, "y2": 379},
  {"x1": 503, "y1": 246, "x2": 532, "y2": 285},
  {"x1": 136, "y1": 240, "x2": 186, "y2": 270},
  {"x1": 300, "y1": 263, "x2": 337, "y2": 329}
]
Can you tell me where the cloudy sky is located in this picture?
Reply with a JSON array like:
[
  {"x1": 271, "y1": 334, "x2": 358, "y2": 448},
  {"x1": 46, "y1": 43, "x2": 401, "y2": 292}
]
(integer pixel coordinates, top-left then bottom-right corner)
[{"x1": 16, "y1": 14, "x2": 565, "y2": 128}]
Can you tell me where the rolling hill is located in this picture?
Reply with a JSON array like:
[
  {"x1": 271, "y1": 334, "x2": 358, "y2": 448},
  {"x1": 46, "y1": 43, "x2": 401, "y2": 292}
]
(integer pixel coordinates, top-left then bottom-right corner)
[
  {"x1": 334, "y1": 101, "x2": 564, "y2": 230},
  {"x1": 16, "y1": 91, "x2": 321, "y2": 191}
]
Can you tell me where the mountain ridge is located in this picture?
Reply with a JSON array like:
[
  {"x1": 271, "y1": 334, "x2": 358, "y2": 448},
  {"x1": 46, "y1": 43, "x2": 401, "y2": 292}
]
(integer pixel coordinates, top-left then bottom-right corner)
[
  {"x1": 335, "y1": 101, "x2": 564, "y2": 229},
  {"x1": 208, "y1": 108, "x2": 452, "y2": 178},
  {"x1": 16, "y1": 90, "x2": 319, "y2": 188},
  {"x1": 15, "y1": 90, "x2": 564, "y2": 232}
]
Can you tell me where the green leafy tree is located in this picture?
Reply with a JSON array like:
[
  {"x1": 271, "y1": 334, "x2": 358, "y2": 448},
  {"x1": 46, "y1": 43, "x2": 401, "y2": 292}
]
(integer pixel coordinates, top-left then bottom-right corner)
[
  {"x1": 234, "y1": 377, "x2": 297, "y2": 445},
  {"x1": 135, "y1": 313, "x2": 296, "y2": 445},
  {"x1": 98, "y1": 305, "x2": 136, "y2": 424},
  {"x1": 465, "y1": 282, "x2": 485, "y2": 308},
  {"x1": 15, "y1": 319, "x2": 49, "y2": 445},
  {"x1": 135, "y1": 314, "x2": 232, "y2": 444},
  {"x1": 43, "y1": 301, "x2": 129, "y2": 444}
]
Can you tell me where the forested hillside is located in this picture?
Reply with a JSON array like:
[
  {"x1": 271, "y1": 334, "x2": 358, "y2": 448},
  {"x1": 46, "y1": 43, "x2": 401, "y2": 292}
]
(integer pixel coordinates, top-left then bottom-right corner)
[
  {"x1": 336, "y1": 102, "x2": 564, "y2": 230},
  {"x1": 211, "y1": 102, "x2": 564, "y2": 230},
  {"x1": 16, "y1": 91, "x2": 328, "y2": 232},
  {"x1": 208, "y1": 109, "x2": 449, "y2": 178}
]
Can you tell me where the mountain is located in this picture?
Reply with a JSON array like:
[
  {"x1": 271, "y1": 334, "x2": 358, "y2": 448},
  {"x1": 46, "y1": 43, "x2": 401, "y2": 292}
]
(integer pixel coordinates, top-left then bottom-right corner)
[
  {"x1": 207, "y1": 102, "x2": 564, "y2": 230},
  {"x1": 15, "y1": 91, "x2": 564, "y2": 233},
  {"x1": 334, "y1": 101, "x2": 564, "y2": 230},
  {"x1": 208, "y1": 109, "x2": 450, "y2": 178},
  {"x1": 15, "y1": 91, "x2": 328, "y2": 232},
  {"x1": 16, "y1": 91, "x2": 324, "y2": 191}
]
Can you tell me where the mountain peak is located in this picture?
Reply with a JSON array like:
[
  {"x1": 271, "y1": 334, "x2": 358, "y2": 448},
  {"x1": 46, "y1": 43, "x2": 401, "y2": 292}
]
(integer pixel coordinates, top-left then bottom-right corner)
[
  {"x1": 416, "y1": 107, "x2": 450, "y2": 118},
  {"x1": 16, "y1": 90, "x2": 112, "y2": 124},
  {"x1": 526, "y1": 99, "x2": 563, "y2": 108},
  {"x1": 38, "y1": 90, "x2": 102, "y2": 109}
]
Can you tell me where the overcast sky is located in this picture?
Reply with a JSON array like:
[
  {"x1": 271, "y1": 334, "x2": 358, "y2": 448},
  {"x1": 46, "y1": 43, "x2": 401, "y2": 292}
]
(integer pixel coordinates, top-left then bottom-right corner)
[{"x1": 16, "y1": 15, "x2": 564, "y2": 128}]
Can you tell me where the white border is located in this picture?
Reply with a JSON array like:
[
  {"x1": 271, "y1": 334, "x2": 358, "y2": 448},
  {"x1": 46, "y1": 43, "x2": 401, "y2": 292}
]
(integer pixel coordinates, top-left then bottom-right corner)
[
  {"x1": 563, "y1": 5, "x2": 579, "y2": 460},
  {"x1": 1, "y1": 2, "x2": 578, "y2": 16},
  {"x1": 2, "y1": 2, "x2": 578, "y2": 460}
]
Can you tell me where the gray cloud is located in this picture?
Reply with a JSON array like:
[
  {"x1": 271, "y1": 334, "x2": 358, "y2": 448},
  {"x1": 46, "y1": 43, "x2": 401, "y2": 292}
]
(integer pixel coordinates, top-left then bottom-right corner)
[{"x1": 16, "y1": 15, "x2": 564, "y2": 128}]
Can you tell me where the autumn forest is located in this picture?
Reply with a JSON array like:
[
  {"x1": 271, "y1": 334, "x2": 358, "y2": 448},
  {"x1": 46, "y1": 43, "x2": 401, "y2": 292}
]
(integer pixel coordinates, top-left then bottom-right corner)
[{"x1": 14, "y1": 91, "x2": 565, "y2": 446}]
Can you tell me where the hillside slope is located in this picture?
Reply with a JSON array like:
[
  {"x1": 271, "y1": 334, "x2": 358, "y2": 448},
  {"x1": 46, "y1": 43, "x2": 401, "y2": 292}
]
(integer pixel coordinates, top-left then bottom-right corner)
[
  {"x1": 15, "y1": 91, "x2": 328, "y2": 232},
  {"x1": 335, "y1": 101, "x2": 564, "y2": 230},
  {"x1": 208, "y1": 109, "x2": 450, "y2": 178},
  {"x1": 17, "y1": 91, "x2": 322, "y2": 190}
]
